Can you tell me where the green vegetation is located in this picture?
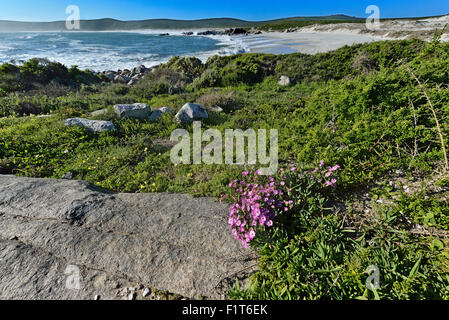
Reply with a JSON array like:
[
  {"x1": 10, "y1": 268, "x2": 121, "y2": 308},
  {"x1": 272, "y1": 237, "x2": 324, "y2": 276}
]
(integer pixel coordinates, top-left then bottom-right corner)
[{"x1": 1, "y1": 37, "x2": 449, "y2": 299}]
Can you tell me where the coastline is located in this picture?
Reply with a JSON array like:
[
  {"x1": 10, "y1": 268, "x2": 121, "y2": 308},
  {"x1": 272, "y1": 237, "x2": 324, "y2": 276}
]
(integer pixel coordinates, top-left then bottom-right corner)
[
  {"x1": 2, "y1": 14, "x2": 448, "y2": 73},
  {"x1": 238, "y1": 31, "x2": 386, "y2": 55}
]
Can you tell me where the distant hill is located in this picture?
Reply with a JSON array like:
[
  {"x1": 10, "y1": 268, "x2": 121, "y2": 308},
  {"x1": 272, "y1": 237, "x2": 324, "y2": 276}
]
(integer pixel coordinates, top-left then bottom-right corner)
[
  {"x1": 0, "y1": 14, "x2": 445, "y2": 32},
  {"x1": 0, "y1": 15, "x2": 362, "y2": 31}
]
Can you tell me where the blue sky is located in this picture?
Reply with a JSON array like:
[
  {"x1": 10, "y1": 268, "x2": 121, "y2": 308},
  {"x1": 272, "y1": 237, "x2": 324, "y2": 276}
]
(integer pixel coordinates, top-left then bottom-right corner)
[{"x1": 1, "y1": 0, "x2": 448, "y2": 21}]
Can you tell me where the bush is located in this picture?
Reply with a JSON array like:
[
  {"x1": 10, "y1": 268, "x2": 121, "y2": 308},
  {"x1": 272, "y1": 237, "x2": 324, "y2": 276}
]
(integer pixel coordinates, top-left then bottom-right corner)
[
  {"x1": 131, "y1": 68, "x2": 188, "y2": 99},
  {"x1": 228, "y1": 163, "x2": 449, "y2": 300},
  {"x1": 164, "y1": 56, "x2": 204, "y2": 80},
  {"x1": 195, "y1": 91, "x2": 240, "y2": 113}
]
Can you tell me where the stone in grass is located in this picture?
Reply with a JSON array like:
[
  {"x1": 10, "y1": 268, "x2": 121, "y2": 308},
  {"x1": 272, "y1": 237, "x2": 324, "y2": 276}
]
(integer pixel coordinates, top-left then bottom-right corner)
[
  {"x1": 159, "y1": 106, "x2": 173, "y2": 114},
  {"x1": 142, "y1": 288, "x2": 151, "y2": 298},
  {"x1": 278, "y1": 75, "x2": 291, "y2": 86},
  {"x1": 64, "y1": 118, "x2": 116, "y2": 133},
  {"x1": 149, "y1": 107, "x2": 174, "y2": 122},
  {"x1": 90, "y1": 108, "x2": 108, "y2": 117},
  {"x1": 174, "y1": 103, "x2": 208, "y2": 124},
  {"x1": 113, "y1": 103, "x2": 152, "y2": 119}
]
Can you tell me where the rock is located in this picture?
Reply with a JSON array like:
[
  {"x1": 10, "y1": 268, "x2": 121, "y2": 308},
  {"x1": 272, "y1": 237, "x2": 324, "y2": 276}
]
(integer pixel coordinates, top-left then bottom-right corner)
[
  {"x1": 174, "y1": 103, "x2": 208, "y2": 124},
  {"x1": 62, "y1": 172, "x2": 73, "y2": 180},
  {"x1": 114, "y1": 75, "x2": 131, "y2": 84},
  {"x1": 113, "y1": 103, "x2": 152, "y2": 119},
  {"x1": 210, "y1": 106, "x2": 223, "y2": 113},
  {"x1": 149, "y1": 106, "x2": 173, "y2": 122},
  {"x1": 197, "y1": 30, "x2": 226, "y2": 36},
  {"x1": 278, "y1": 75, "x2": 291, "y2": 86},
  {"x1": 0, "y1": 175, "x2": 254, "y2": 300},
  {"x1": 132, "y1": 65, "x2": 147, "y2": 74},
  {"x1": 142, "y1": 288, "x2": 150, "y2": 298},
  {"x1": 182, "y1": 32, "x2": 194, "y2": 36},
  {"x1": 129, "y1": 292, "x2": 137, "y2": 300},
  {"x1": 127, "y1": 79, "x2": 138, "y2": 86},
  {"x1": 90, "y1": 108, "x2": 108, "y2": 117},
  {"x1": 148, "y1": 110, "x2": 163, "y2": 122},
  {"x1": 159, "y1": 107, "x2": 173, "y2": 114},
  {"x1": 225, "y1": 28, "x2": 248, "y2": 35},
  {"x1": 94, "y1": 295, "x2": 101, "y2": 300},
  {"x1": 64, "y1": 118, "x2": 116, "y2": 133}
]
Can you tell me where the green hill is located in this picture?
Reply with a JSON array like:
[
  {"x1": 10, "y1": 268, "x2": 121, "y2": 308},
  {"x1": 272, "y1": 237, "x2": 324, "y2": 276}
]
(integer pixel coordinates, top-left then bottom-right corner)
[{"x1": 0, "y1": 15, "x2": 362, "y2": 31}]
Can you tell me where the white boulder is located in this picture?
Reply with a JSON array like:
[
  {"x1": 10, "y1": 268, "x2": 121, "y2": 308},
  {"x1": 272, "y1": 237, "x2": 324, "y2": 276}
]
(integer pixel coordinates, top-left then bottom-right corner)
[
  {"x1": 113, "y1": 103, "x2": 152, "y2": 119},
  {"x1": 64, "y1": 118, "x2": 115, "y2": 133},
  {"x1": 175, "y1": 103, "x2": 208, "y2": 124}
]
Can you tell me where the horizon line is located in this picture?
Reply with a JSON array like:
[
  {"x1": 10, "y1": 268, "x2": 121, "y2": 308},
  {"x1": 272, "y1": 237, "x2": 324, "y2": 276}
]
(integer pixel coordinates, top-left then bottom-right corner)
[{"x1": 1, "y1": 13, "x2": 448, "y2": 24}]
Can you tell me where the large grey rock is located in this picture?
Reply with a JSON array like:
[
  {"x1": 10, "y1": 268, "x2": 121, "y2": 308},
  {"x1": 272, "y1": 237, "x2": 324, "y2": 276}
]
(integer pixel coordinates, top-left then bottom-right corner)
[
  {"x1": 0, "y1": 175, "x2": 255, "y2": 300},
  {"x1": 113, "y1": 103, "x2": 152, "y2": 119},
  {"x1": 64, "y1": 118, "x2": 115, "y2": 133},
  {"x1": 175, "y1": 103, "x2": 208, "y2": 124}
]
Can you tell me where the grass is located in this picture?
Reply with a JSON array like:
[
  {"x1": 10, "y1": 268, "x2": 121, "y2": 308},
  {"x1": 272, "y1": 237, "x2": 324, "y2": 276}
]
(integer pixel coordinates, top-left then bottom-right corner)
[{"x1": 1, "y1": 37, "x2": 449, "y2": 299}]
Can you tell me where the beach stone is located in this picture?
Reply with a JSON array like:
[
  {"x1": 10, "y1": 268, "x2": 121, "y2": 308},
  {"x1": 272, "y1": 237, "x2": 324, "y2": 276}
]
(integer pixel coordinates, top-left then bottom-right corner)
[
  {"x1": 175, "y1": 103, "x2": 208, "y2": 124},
  {"x1": 278, "y1": 75, "x2": 291, "y2": 86},
  {"x1": 64, "y1": 118, "x2": 116, "y2": 133},
  {"x1": 113, "y1": 103, "x2": 152, "y2": 119},
  {"x1": 0, "y1": 175, "x2": 255, "y2": 300}
]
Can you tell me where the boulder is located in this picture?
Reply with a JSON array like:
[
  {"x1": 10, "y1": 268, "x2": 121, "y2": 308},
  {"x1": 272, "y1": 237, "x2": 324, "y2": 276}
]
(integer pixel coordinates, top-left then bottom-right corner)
[
  {"x1": 149, "y1": 107, "x2": 173, "y2": 122},
  {"x1": 134, "y1": 65, "x2": 148, "y2": 74},
  {"x1": 64, "y1": 118, "x2": 115, "y2": 133},
  {"x1": 0, "y1": 175, "x2": 255, "y2": 299},
  {"x1": 149, "y1": 110, "x2": 164, "y2": 122},
  {"x1": 159, "y1": 106, "x2": 173, "y2": 114},
  {"x1": 114, "y1": 75, "x2": 131, "y2": 84},
  {"x1": 175, "y1": 103, "x2": 208, "y2": 124},
  {"x1": 210, "y1": 106, "x2": 224, "y2": 113},
  {"x1": 89, "y1": 108, "x2": 108, "y2": 117},
  {"x1": 113, "y1": 103, "x2": 152, "y2": 119},
  {"x1": 278, "y1": 75, "x2": 291, "y2": 86}
]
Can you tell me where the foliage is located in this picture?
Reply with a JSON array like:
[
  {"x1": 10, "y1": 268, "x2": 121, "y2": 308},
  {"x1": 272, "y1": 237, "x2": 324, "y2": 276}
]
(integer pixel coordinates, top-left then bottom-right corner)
[{"x1": 228, "y1": 164, "x2": 449, "y2": 300}]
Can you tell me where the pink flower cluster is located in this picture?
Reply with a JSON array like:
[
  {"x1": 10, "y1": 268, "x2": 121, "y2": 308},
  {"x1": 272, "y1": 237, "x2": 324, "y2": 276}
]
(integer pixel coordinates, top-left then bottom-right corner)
[
  {"x1": 308, "y1": 161, "x2": 340, "y2": 188},
  {"x1": 225, "y1": 170, "x2": 290, "y2": 249}
]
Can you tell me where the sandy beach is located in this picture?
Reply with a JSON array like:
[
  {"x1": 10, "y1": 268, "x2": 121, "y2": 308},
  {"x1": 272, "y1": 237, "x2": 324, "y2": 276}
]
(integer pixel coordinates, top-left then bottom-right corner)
[
  {"x1": 242, "y1": 31, "x2": 385, "y2": 55},
  {"x1": 241, "y1": 14, "x2": 449, "y2": 55}
]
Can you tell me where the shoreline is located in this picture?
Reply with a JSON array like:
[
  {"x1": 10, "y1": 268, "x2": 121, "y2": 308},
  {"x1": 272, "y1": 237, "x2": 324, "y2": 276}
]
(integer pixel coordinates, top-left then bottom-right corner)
[{"x1": 3, "y1": 15, "x2": 448, "y2": 73}]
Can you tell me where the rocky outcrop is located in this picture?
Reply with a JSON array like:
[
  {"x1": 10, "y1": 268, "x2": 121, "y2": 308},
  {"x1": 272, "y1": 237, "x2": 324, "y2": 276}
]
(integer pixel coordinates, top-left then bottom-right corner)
[
  {"x1": 102, "y1": 64, "x2": 152, "y2": 85},
  {"x1": 64, "y1": 118, "x2": 116, "y2": 132},
  {"x1": 0, "y1": 175, "x2": 256, "y2": 300},
  {"x1": 175, "y1": 103, "x2": 208, "y2": 124}
]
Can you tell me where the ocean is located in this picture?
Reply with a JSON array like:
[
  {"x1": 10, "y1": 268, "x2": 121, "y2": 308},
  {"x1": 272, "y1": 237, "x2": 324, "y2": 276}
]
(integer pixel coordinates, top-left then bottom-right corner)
[{"x1": 0, "y1": 31, "x2": 248, "y2": 71}]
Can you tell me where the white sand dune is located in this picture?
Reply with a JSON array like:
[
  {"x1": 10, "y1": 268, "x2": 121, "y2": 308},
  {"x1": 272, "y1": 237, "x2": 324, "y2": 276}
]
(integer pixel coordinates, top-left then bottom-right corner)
[{"x1": 242, "y1": 15, "x2": 449, "y2": 55}]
